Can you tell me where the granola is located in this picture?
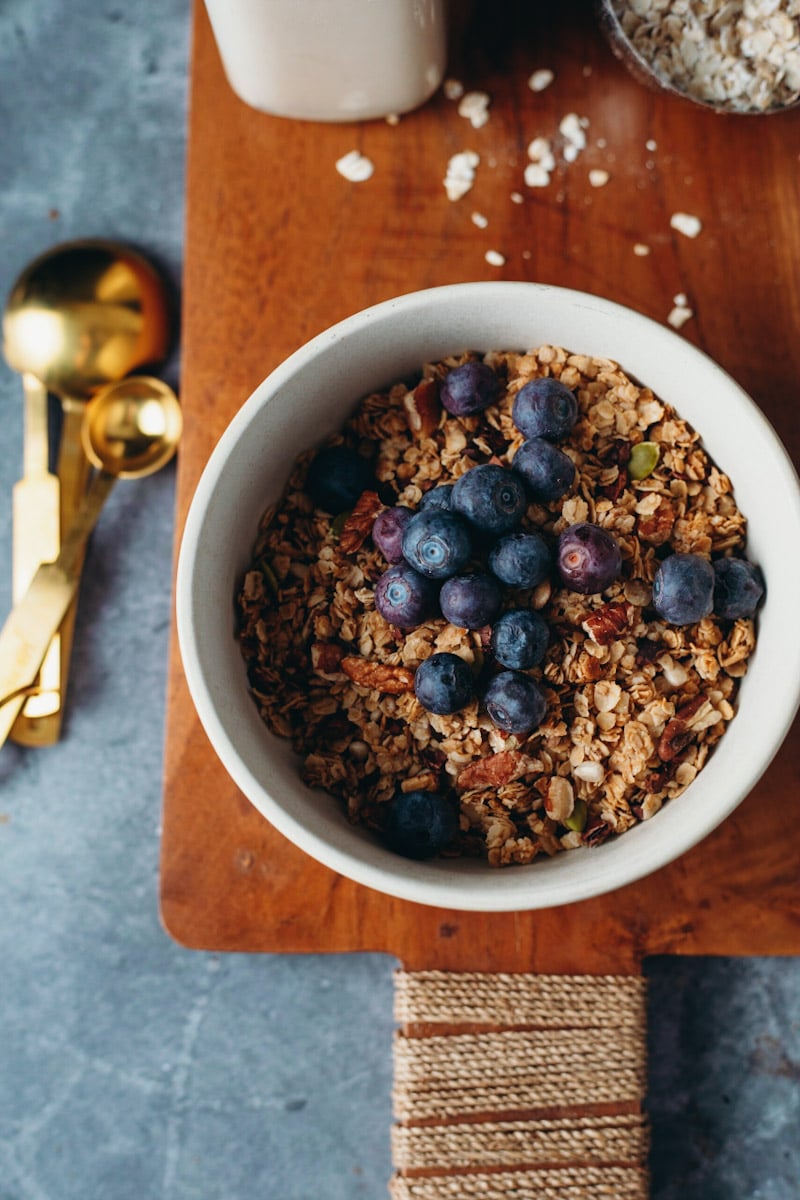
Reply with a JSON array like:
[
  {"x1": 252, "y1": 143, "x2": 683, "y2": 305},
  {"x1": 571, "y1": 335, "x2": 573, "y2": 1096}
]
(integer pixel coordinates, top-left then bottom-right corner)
[{"x1": 236, "y1": 346, "x2": 759, "y2": 867}]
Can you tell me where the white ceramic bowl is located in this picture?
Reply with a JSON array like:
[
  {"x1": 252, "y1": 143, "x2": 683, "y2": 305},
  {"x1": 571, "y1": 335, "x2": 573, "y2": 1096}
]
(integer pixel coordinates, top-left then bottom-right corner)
[{"x1": 177, "y1": 282, "x2": 800, "y2": 912}]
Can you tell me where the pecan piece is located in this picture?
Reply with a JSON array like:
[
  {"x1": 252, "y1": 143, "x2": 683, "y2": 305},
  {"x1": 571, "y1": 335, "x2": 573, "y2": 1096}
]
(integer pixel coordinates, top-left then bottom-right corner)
[
  {"x1": 582, "y1": 601, "x2": 633, "y2": 647},
  {"x1": 657, "y1": 694, "x2": 706, "y2": 761},
  {"x1": 637, "y1": 496, "x2": 676, "y2": 546},
  {"x1": 310, "y1": 642, "x2": 345, "y2": 673},
  {"x1": 582, "y1": 816, "x2": 611, "y2": 846},
  {"x1": 338, "y1": 490, "x2": 383, "y2": 554},
  {"x1": 456, "y1": 750, "x2": 528, "y2": 792},
  {"x1": 403, "y1": 378, "x2": 441, "y2": 438},
  {"x1": 341, "y1": 656, "x2": 415, "y2": 694}
]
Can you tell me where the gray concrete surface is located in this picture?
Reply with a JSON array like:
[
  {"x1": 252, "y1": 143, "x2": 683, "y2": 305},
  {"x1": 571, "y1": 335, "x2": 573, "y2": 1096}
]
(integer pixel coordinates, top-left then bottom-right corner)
[{"x1": 0, "y1": 3, "x2": 797, "y2": 1198}]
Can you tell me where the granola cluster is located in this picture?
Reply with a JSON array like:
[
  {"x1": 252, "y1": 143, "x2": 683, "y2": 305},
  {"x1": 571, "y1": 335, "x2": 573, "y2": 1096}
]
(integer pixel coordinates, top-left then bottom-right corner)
[
  {"x1": 613, "y1": 0, "x2": 800, "y2": 112},
  {"x1": 237, "y1": 346, "x2": 757, "y2": 867}
]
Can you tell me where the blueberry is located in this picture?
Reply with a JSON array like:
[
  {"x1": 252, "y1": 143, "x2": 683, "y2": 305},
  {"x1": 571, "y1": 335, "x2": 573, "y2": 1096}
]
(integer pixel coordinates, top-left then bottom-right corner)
[
  {"x1": 489, "y1": 532, "x2": 551, "y2": 589},
  {"x1": 440, "y1": 572, "x2": 502, "y2": 630},
  {"x1": 419, "y1": 484, "x2": 455, "y2": 512},
  {"x1": 402, "y1": 510, "x2": 472, "y2": 580},
  {"x1": 491, "y1": 610, "x2": 549, "y2": 670},
  {"x1": 372, "y1": 506, "x2": 413, "y2": 563},
  {"x1": 440, "y1": 361, "x2": 500, "y2": 416},
  {"x1": 305, "y1": 445, "x2": 374, "y2": 513},
  {"x1": 557, "y1": 523, "x2": 622, "y2": 594},
  {"x1": 653, "y1": 553, "x2": 715, "y2": 625},
  {"x1": 512, "y1": 438, "x2": 575, "y2": 502},
  {"x1": 383, "y1": 789, "x2": 458, "y2": 860},
  {"x1": 713, "y1": 557, "x2": 765, "y2": 620},
  {"x1": 374, "y1": 564, "x2": 439, "y2": 628},
  {"x1": 414, "y1": 652, "x2": 474, "y2": 715},
  {"x1": 451, "y1": 464, "x2": 527, "y2": 534},
  {"x1": 512, "y1": 377, "x2": 578, "y2": 442},
  {"x1": 484, "y1": 671, "x2": 547, "y2": 735}
]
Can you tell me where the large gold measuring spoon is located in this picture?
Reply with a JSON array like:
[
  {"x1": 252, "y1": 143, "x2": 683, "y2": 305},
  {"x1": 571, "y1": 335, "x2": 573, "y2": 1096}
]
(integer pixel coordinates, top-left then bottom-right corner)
[
  {"x1": 0, "y1": 376, "x2": 182, "y2": 745},
  {"x1": 2, "y1": 239, "x2": 171, "y2": 745}
]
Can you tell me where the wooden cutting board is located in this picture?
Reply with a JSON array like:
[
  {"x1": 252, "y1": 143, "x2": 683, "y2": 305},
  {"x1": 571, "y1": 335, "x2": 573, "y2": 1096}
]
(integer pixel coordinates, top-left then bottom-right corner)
[{"x1": 160, "y1": 0, "x2": 800, "y2": 975}]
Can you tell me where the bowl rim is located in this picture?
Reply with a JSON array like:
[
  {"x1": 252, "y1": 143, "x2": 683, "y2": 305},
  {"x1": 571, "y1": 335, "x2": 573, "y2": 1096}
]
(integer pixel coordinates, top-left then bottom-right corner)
[{"x1": 177, "y1": 280, "x2": 800, "y2": 911}]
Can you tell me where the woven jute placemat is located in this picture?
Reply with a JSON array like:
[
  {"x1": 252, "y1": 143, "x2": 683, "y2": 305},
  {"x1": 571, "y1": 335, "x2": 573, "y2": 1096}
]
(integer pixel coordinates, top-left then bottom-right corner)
[{"x1": 391, "y1": 970, "x2": 650, "y2": 1199}]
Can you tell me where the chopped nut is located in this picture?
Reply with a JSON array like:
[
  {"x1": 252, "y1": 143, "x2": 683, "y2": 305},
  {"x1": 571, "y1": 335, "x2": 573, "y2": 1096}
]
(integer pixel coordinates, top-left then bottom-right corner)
[
  {"x1": 403, "y1": 379, "x2": 441, "y2": 438},
  {"x1": 337, "y1": 491, "x2": 383, "y2": 555},
  {"x1": 456, "y1": 750, "x2": 532, "y2": 791},
  {"x1": 637, "y1": 496, "x2": 676, "y2": 545},
  {"x1": 582, "y1": 601, "x2": 633, "y2": 646},
  {"x1": 341, "y1": 656, "x2": 415, "y2": 694}
]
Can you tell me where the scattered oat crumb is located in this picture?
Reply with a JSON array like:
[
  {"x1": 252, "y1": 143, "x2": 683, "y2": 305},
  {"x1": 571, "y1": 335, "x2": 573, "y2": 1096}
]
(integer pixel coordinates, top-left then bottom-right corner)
[
  {"x1": 525, "y1": 136, "x2": 555, "y2": 187},
  {"x1": 560, "y1": 112, "x2": 588, "y2": 162},
  {"x1": 528, "y1": 68, "x2": 555, "y2": 92},
  {"x1": 670, "y1": 211, "x2": 703, "y2": 238},
  {"x1": 633, "y1": 243, "x2": 651, "y2": 256},
  {"x1": 527, "y1": 136, "x2": 555, "y2": 170},
  {"x1": 524, "y1": 163, "x2": 551, "y2": 187},
  {"x1": 510, "y1": 191, "x2": 524, "y2": 204},
  {"x1": 596, "y1": 137, "x2": 607, "y2": 149},
  {"x1": 485, "y1": 249, "x2": 506, "y2": 266},
  {"x1": 444, "y1": 150, "x2": 480, "y2": 201},
  {"x1": 646, "y1": 138, "x2": 657, "y2": 151},
  {"x1": 582, "y1": 64, "x2": 593, "y2": 77},
  {"x1": 673, "y1": 292, "x2": 688, "y2": 306},
  {"x1": 335, "y1": 150, "x2": 374, "y2": 182},
  {"x1": 589, "y1": 168, "x2": 610, "y2": 187},
  {"x1": 471, "y1": 211, "x2": 489, "y2": 229},
  {"x1": 458, "y1": 90, "x2": 491, "y2": 128},
  {"x1": 385, "y1": 113, "x2": 400, "y2": 126},
  {"x1": 668, "y1": 302, "x2": 694, "y2": 329},
  {"x1": 443, "y1": 78, "x2": 464, "y2": 100}
]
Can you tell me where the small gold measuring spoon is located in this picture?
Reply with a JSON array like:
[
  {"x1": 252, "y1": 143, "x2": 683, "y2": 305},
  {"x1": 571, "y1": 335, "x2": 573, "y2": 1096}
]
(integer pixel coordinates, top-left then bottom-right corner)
[
  {"x1": 2, "y1": 238, "x2": 171, "y2": 745},
  {"x1": 0, "y1": 376, "x2": 182, "y2": 745}
]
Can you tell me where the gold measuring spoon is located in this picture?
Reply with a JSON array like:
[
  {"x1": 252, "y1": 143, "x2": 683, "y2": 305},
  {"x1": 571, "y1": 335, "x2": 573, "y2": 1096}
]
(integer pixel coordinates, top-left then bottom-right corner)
[
  {"x1": 0, "y1": 376, "x2": 182, "y2": 747},
  {"x1": 2, "y1": 239, "x2": 171, "y2": 745}
]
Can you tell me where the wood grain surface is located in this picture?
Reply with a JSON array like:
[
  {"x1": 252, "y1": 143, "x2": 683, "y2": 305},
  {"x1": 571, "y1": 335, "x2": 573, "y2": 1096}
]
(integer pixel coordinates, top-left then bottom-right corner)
[{"x1": 159, "y1": 0, "x2": 800, "y2": 971}]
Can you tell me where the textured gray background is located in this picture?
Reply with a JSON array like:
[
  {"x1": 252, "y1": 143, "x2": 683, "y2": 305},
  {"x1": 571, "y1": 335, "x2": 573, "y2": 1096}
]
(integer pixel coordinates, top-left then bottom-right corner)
[{"x1": 0, "y1": 2, "x2": 797, "y2": 1198}]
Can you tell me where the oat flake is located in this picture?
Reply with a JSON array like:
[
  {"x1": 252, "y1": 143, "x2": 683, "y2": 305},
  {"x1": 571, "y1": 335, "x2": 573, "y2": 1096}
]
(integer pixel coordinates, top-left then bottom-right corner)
[
  {"x1": 668, "y1": 303, "x2": 694, "y2": 329},
  {"x1": 589, "y1": 168, "x2": 610, "y2": 187},
  {"x1": 335, "y1": 150, "x2": 375, "y2": 182},
  {"x1": 458, "y1": 90, "x2": 491, "y2": 128},
  {"x1": 524, "y1": 163, "x2": 551, "y2": 188},
  {"x1": 485, "y1": 249, "x2": 506, "y2": 266},
  {"x1": 471, "y1": 212, "x2": 489, "y2": 229},
  {"x1": 633, "y1": 243, "x2": 651, "y2": 256},
  {"x1": 528, "y1": 68, "x2": 555, "y2": 92},
  {"x1": 444, "y1": 150, "x2": 480, "y2": 201},
  {"x1": 443, "y1": 78, "x2": 465, "y2": 100},
  {"x1": 670, "y1": 212, "x2": 703, "y2": 238}
]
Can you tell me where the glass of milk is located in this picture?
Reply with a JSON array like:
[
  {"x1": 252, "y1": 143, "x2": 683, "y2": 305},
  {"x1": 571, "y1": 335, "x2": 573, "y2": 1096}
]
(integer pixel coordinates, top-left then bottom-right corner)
[{"x1": 203, "y1": 0, "x2": 449, "y2": 121}]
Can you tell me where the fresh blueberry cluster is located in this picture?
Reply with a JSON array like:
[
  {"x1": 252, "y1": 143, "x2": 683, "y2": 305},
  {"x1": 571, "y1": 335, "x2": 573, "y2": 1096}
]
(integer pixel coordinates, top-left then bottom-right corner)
[
  {"x1": 368, "y1": 367, "x2": 625, "y2": 756},
  {"x1": 653, "y1": 550, "x2": 764, "y2": 624}
]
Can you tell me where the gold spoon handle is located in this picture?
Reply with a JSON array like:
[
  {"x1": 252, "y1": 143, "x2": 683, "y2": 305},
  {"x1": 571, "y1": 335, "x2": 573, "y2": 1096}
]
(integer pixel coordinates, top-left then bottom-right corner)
[
  {"x1": 11, "y1": 400, "x2": 91, "y2": 745},
  {"x1": 0, "y1": 471, "x2": 116, "y2": 745},
  {"x1": 4, "y1": 374, "x2": 62, "y2": 743}
]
